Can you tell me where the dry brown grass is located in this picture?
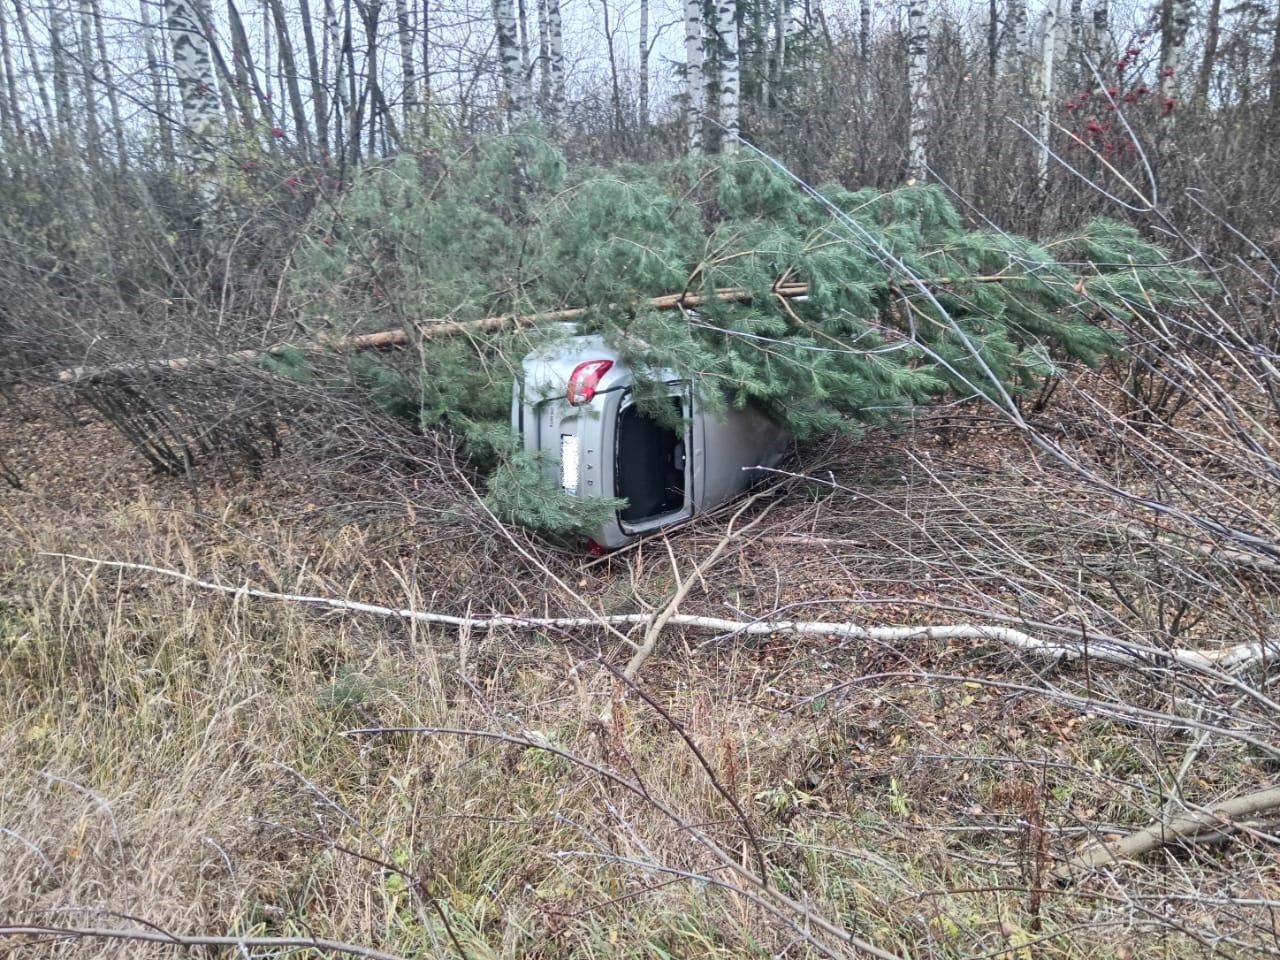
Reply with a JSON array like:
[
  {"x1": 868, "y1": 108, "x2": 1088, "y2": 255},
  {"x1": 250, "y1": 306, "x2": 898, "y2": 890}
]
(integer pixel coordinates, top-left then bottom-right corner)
[{"x1": 2, "y1": 356, "x2": 1279, "y2": 958}]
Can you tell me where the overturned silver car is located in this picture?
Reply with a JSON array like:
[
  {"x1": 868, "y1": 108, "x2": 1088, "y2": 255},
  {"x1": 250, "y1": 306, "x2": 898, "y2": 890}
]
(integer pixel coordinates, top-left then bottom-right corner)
[{"x1": 513, "y1": 335, "x2": 790, "y2": 551}]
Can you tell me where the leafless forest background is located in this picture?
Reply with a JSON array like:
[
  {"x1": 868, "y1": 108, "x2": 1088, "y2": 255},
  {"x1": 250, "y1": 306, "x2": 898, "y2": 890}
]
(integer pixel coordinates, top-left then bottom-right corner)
[{"x1": 2, "y1": 0, "x2": 1280, "y2": 956}]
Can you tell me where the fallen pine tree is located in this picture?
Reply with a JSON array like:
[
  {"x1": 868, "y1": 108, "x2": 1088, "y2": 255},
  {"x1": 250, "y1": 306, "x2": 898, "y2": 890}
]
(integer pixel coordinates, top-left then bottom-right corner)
[{"x1": 44, "y1": 138, "x2": 1212, "y2": 534}]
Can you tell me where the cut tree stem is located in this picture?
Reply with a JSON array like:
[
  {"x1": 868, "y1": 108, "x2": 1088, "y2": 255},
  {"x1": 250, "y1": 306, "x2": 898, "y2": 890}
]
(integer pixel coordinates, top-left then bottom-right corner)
[
  {"x1": 43, "y1": 553, "x2": 1277, "y2": 672},
  {"x1": 1056, "y1": 785, "x2": 1280, "y2": 881},
  {"x1": 55, "y1": 283, "x2": 809, "y2": 383}
]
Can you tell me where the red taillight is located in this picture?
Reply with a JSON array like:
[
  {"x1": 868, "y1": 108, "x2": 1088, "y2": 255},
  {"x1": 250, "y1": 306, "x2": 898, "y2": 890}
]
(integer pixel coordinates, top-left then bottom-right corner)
[
  {"x1": 584, "y1": 538, "x2": 606, "y2": 556},
  {"x1": 566, "y1": 359, "x2": 613, "y2": 406}
]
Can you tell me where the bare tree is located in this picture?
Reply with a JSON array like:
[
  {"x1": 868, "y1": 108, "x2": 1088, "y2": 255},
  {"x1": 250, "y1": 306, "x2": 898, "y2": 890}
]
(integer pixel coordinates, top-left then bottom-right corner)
[
  {"x1": 48, "y1": 0, "x2": 75, "y2": 148},
  {"x1": 394, "y1": 0, "x2": 416, "y2": 136},
  {"x1": 1157, "y1": 0, "x2": 1190, "y2": 167},
  {"x1": 298, "y1": 0, "x2": 328, "y2": 154},
  {"x1": 1006, "y1": 0, "x2": 1028, "y2": 70},
  {"x1": 139, "y1": 0, "x2": 175, "y2": 164},
  {"x1": 1034, "y1": 0, "x2": 1060, "y2": 191},
  {"x1": 906, "y1": 0, "x2": 928, "y2": 179},
  {"x1": 0, "y1": 1, "x2": 21, "y2": 150},
  {"x1": 638, "y1": 0, "x2": 649, "y2": 127},
  {"x1": 1269, "y1": 1, "x2": 1280, "y2": 116},
  {"x1": 1089, "y1": 0, "x2": 1115, "y2": 85},
  {"x1": 495, "y1": 0, "x2": 527, "y2": 125},
  {"x1": 685, "y1": 0, "x2": 706, "y2": 151},
  {"x1": 164, "y1": 0, "x2": 223, "y2": 169},
  {"x1": 266, "y1": 0, "x2": 313, "y2": 156},
  {"x1": 716, "y1": 0, "x2": 739, "y2": 151},
  {"x1": 89, "y1": 0, "x2": 127, "y2": 163},
  {"x1": 546, "y1": 0, "x2": 564, "y2": 124},
  {"x1": 74, "y1": 0, "x2": 102, "y2": 164},
  {"x1": 227, "y1": 0, "x2": 260, "y2": 128}
]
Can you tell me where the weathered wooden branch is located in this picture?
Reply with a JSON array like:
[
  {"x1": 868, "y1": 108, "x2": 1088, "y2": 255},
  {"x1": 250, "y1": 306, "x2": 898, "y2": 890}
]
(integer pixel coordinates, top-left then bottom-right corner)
[
  {"x1": 43, "y1": 553, "x2": 1277, "y2": 672},
  {"x1": 0, "y1": 926, "x2": 406, "y2": 960},
  {"x1": 1056, "y1": 785, "x2": 1280, "y2": 881},
  {"x1": 55, "y1": 283, "x2": 810, "y2": 384}
]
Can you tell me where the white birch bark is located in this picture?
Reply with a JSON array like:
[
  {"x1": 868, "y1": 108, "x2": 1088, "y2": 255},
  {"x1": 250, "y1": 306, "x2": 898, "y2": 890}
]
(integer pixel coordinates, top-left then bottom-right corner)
[
  {"x1": 639, "y1": 0, "x2": 649, "y2": 126},
  {"x1": 517, "y1": 0, "x2": 531, "y2": 102},
  {"x1": 1158, "y1": 0, "x2": 1190, "y2": 120},
  {"x1": 139, "y1": 0, "x2": 175, "y2": 164},
  {"x1": 774, "y1": 0, "x2": 788, "y2": 89},
  {"x1": 546, "y1": 0, "x2": 564, "y2": 123},
  {"x1": 859, "y1": 0, "x2": 870, "y2": 63},
  {"x1": 322, "y1": 0, "x2": 351, "y2": 160},
  {"x1": 90, "y1": 0, "x2": 127, "y2": 163},
  {"x1": 495, "y1": 0, "x2": 527, "y2": 125},
  {"x1": 536, "y1": 0, "x2": 550, "y2": 110},
  {"x1": 0, "y1": 2, "x2": 19, "y2": 149},
  {"x1": 1089, "y1": 0, "x2": 1115, "y2": 85},
  {"x1": 395, "y1": 0, "x2": 417, "y2": 135},
  {"x1": 11, "y1": 0, "x2": 53, "y2": 142},
  {"x1": 906, "y1": 0, "x2": 929, "y2": 180},
  {"x1": 76, "y1": 0, "x2": 102, "y2": 163},
  {"x1": 1034, "y1": 0, "x2": 1060, "y2": 191},
  {"x1": 684, "y1": 0, "x2": 705, "y2": 152},
  {"x1": 164, "y1": 0, "x2": 222, "y2": 166},
  {"x1": 1006, "y1": 0, "x2": 1028, "y2": 75},
  {"x1": 48, "y1": 0, "x2": 75, "y2": 146},
  {"x1": 715, "y1": 0, "x2": 739, "y2": 151}
]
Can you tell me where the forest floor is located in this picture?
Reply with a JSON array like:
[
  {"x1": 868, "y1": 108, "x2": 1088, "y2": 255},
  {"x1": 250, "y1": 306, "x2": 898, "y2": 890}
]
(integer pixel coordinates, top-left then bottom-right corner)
[{"x1": 1, "y1": 374, "x2": 1278, "y2": 959}]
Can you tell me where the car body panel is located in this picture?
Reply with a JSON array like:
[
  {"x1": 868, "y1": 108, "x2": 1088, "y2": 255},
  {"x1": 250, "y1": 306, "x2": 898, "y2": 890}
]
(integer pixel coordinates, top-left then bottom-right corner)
[{"x1": 513, "y1": 336, "x2": 790, "y2": 549}]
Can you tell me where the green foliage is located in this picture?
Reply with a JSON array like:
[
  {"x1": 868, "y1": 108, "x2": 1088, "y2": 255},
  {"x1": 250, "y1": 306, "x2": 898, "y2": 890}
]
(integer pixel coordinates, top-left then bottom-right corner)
[
  {"x1": 287, "y1": 137, "x2": 1208, "y2": 534},
  {"x1": 482, "y1": 450, "x2": 611, "y2": 533}
]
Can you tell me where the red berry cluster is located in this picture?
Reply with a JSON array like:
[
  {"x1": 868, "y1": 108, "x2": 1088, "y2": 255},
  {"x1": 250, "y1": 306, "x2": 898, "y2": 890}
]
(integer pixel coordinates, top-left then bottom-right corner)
[{"x1": 1058, "y1": 29, "x2": 1178, "y2": 159}]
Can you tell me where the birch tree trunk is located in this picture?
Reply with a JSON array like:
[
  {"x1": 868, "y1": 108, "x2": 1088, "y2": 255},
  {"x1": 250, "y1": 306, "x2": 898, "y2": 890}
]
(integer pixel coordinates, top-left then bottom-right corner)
[
  {"x1": 536, "y1": 0, "x2": 549, "y2": 110},
  {"x1": 419, "y1": 0, "x2": 430, "y2": 109},
  {"x1": 517, "y1": 0, "x2": 531, "y2": 108},
  {"x1": 495, "y1": 0, "x2": 527, "y2": 126},
  {"x1": 1034, "y1": 0, "x2": 1060, "y2": 192},
  {"x1": 266, "y1": 0, "x2": 312, "y2": 155},
  {"x1": 906, "y1": 0, "x2": 928, "y2": 180},
  {"x1": 1006, "y1": 0, "x2": 1028, "y2": 80},
  {"x1": 0, "y1": 1, "x2": 22, "y2": 150},
  {"x1": 90, "y1": 0, "x2": 127, "y2": 163},
  {"x1": 775, "y1": 0, "x2": 789, "y2": 94},
  {"x1": 226, "y1": 0, "x2": 256, "y2": 128},
  {"x1": 545, "y1": 0, "x2": 564, "y2": 124},
  {"x1": 139, "y1": 0, "x2": 176, "y2": 164},
  {"x1": 298, "y1": 0, "x2": 328, "y2": 154},
  {"x1": 355, "y1": 0, "x2": 382, "y2": 155},
  {"x1": 76, "y1": 0, "x2": 102, "y2": 164},
  {"x1": 1158, "y1": 0, "x2": 1190, "y2": 128},
  {"x1": 165, "y1": 0, "x2": 223, "y2": 168},
  {"x1": 715, "y1": 0, "x2": 740, "y2": 152},
  {"x1": 1271, "y1": 5, "x2": 1280, "y2": 118},
  {"x1": 1067, "y1": 0, "x2": 1082, "y2": 78},
  {"x1": 48, "y1": 0, "x2": 76, "y2": 148},
  {"x1": 1194, "y1": 0, "x2": 1220, "y2": 107},
  {"x1": 12, "y1": 0, "x2": 53, "y2": 145},
  {"x1": 395, "y1": 0, "x2": 416, "y2": 136},
  {"x1": 859, "y1": 0, "x2": 870, "y2": 64},
  {"x1": 638, "y1": 0, "x2": 649, "y2": 127},
  {"x1": 322, "y1": 0, "x2": 351, "y2": 162},
  {"x1": 1089, "y1": 0, "x2": 1114, "y2": 86},
  {"x1": 685, "y1": 0, "x2": 705, "y2": 152}
]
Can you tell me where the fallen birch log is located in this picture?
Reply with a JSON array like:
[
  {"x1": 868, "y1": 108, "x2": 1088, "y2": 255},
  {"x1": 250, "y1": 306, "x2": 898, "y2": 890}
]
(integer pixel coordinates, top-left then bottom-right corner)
[
  {"x1": 43, "y1": 553, "x2": 1278, "y2": 672},
  {"x1": 1055, "y1": 785, "x2": 1280, "y2": 881},
  {"x1": 55, "y1": 283, "x2": 810, "y2": 384}
]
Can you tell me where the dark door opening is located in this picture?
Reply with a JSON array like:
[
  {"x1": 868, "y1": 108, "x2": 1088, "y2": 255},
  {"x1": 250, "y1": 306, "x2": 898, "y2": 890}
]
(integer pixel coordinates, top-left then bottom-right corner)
[{"x1": 616, "y1": 395, "x2": 687, "y2": 526}]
